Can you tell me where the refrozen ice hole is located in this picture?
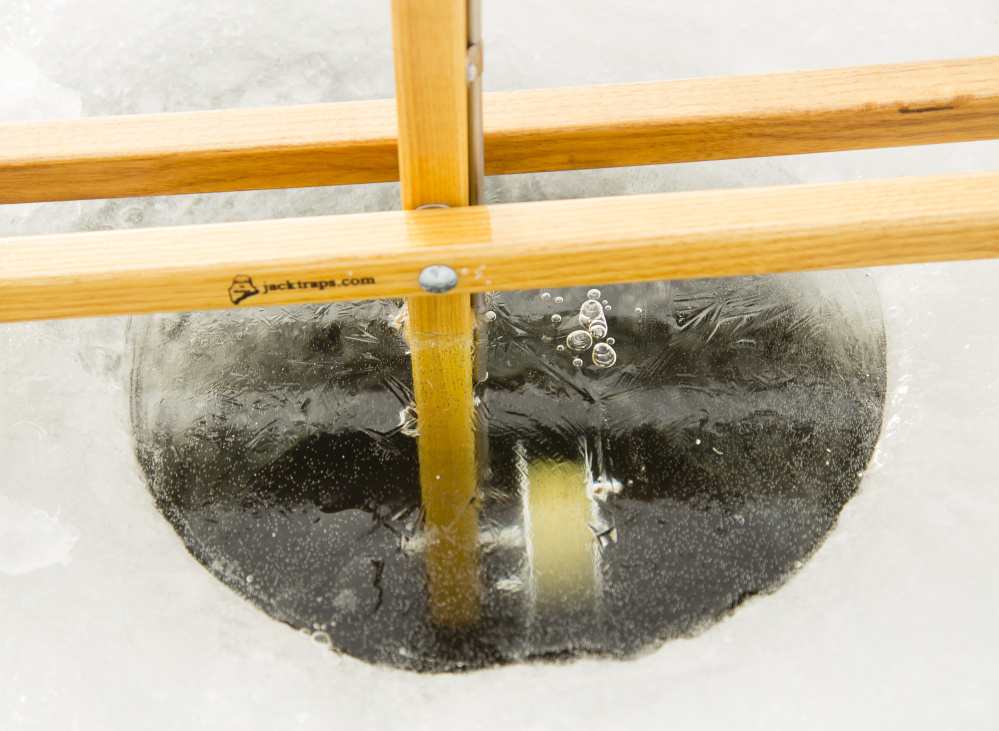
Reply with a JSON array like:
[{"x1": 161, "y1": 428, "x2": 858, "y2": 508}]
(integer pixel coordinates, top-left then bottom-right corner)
[{"x1": 130, "y1": 271, "x2": 885, "y2": 672}]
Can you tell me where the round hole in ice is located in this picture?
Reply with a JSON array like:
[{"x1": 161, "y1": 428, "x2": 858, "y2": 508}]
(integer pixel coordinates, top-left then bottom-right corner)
[{"x1": 131, "y1": 273, "x2": 885, "y2": 672}]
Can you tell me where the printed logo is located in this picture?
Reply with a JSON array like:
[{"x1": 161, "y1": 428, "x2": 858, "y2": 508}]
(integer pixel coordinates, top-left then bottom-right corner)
[
  {"x1": 228, "y1": 274, "x2": 377, "y2": 305},
  {"x1": 229, "y1": 275, "x2": 260, "y2": 305}
]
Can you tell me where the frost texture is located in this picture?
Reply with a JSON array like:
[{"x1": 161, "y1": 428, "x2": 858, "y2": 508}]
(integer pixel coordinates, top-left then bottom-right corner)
[{"x1": 131, "y1": 271, "x2": 885, "y2": 671}]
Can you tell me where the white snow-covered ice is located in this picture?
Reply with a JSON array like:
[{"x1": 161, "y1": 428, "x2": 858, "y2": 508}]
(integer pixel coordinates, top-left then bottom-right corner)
[{"x1": 2, "y1": 0, "x2": 998, "y2": 728}]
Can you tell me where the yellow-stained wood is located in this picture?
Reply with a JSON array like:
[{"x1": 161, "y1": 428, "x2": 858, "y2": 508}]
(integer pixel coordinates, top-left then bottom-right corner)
[
  {"x1": 1, "y1": 56, "x2": 997, "y2": 203},
  {"x1": 483, "y1": 55, "x2": 999, "y2": 175},
  {"x1": 391, "y1": 0, "x2": 480, "y2": 626},
  {"x1": 392, "y1": 0, "x2": 468, "y2": 210},
  {"x1": 0, "y1": 100, "x2": 399, "y2": 203},
  {"x1": 406, "y1": 295, "x2": 479, "y2": 627},
  {"x1": 2, "y1": 171, "x2": 998, "y2": 323}
]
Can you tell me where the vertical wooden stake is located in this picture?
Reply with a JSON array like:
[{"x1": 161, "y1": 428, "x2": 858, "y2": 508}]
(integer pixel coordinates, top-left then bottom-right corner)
[
  {"x1": 392, "y1": 0, "x2": 480, "y2": 626},
  {"x1": 408, "y1": 297, "x2": 479, "y2": 626}
]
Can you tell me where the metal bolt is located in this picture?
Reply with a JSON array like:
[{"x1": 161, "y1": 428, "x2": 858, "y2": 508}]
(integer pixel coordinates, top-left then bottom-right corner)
[{"x1": 418, "y1": 265, "x2": 459, "y2": 293}]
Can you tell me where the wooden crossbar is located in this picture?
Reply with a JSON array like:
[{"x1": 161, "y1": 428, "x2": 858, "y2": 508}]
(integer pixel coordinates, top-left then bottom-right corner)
[
  {"x1": 2, "y1": 170, "x2": 997, "y2": 324},
  {"x1": 0, "y1": 56, "x2": 996, "y2": 204}
]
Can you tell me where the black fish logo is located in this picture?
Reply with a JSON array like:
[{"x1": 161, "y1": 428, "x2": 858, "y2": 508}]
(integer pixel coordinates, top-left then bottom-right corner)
[{"x1": 229, "y1": 275, "x2": 260, "y2": 305}]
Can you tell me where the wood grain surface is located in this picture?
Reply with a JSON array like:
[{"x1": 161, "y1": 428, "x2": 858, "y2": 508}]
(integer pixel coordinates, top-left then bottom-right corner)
[
  {"x1": 391, "y1": 0, "x2": 481, "y2": 626},
  {"x1": 483, "y1": 55, "x2": 999, "y2": 175},
  {"x1": 1, "y1": 56, "x2": 996, "y2": 203},
  {"x1": 1, "y1": 171, "x2": 996, "y2": 323}
]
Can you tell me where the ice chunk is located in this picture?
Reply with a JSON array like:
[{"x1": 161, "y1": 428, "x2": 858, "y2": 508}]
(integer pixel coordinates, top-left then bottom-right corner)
[
  {"x1": 0, "y1": 496, "x2": 79, "y2": 575},
  {"x1": 0, "y1": 48, "x2": 82, "y2": 122}
]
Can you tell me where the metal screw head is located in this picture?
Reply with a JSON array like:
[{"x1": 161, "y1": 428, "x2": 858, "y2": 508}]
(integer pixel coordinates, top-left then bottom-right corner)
[{"x1": 418, "y1": 265, "x2": 459, "y2": 294}]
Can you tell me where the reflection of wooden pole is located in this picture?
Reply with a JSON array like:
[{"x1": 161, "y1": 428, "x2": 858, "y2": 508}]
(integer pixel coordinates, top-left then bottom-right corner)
[
  {"x1": 391, "y1": 0, "x2": 480, "y2": 626},
  {"x1": 523, "y1": 459, "x2": 599, "y2": 613}
]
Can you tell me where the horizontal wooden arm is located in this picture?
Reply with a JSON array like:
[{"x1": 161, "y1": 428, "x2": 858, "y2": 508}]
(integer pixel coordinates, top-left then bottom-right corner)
[
  {"x1": 1, "y1": 171, "x2": 997, "y2": 323},
  {"x1": 1, "y1": 56, "x2": 997, "y2": 204}
]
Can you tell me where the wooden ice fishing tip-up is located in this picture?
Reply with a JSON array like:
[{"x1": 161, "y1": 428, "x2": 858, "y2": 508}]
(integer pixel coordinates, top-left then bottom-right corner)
[{"x1": 1, "y1": 2, "x2": 998, "y2": 626}]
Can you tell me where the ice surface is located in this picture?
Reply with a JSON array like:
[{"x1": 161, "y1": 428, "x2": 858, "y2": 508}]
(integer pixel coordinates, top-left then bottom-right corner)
[
  {"x1": 2, "y1": 0, "x2": 999, "y2": 727},
  {"x1": 0, "y1": 48, "x2": 81, "y2": 123},
  {"x1": 0, "y1": 496, "x2": 79, "y2": 575},
  {"x1": 127, "y1": 274, "x2": 885, "y2": 670}
]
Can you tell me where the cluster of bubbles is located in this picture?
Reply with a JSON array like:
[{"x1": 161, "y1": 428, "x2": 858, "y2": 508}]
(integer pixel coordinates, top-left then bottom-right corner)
[
  {"x1": 549, "y1": 288, "x2": 618, "y2": 369},
  {"x1": 483, "y1": 289, "x2": 619, "y2": 369}
]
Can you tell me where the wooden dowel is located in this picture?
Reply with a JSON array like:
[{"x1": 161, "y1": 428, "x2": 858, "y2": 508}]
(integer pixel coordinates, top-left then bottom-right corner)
[
  {"x1": 1, "y1": 171, "x2": 998, "y2": 323},
  {"x1": 391, "y1": 0, "x2": 481, "y2": 626},
  {"x1": 406, "y1": 296, "x2": 480, "y2": 627},
  {"x1": 0, "y1": 100, "x2": 399, "y2": 203},
  {"x1": 1, "y1": 56, "x2": 997, "y2": 203},
  {"x1": 484, "y1": 54, "x2": 999, "y2": 176}
]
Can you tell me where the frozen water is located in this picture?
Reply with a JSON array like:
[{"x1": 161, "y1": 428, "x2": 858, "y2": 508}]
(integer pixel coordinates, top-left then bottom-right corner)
[
  {"x1": 590, "y1": 342, "x2": 615, "y2": 367},
  {"x1": 1, "y1": 0, "x2": 999, "y2": 727},
  {"x1": 0, "y1": 48, "x2": 81, "y2": 123},
  {"x1": 0, "y1": 495, "x2": 79, "y2": 575},
  {"x1": 566, "y1": 330, "x2": 592, "y2": 351},
  {"x1": 578, "y1": 299, "x2": 604, "y2": 328},
  {"x1": 128, "y1": 274, "x2": 884, "y2": 670}
]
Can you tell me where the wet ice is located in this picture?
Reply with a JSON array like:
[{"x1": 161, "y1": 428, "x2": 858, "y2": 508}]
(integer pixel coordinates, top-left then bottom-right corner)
[{"x1": 131, "y1": 271, "x2": 885, "y2": 671}]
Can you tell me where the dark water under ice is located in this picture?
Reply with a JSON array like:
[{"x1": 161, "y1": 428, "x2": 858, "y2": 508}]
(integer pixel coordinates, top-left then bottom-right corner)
[{"x1": 130, "y1": 272, "x2": 886, "y2": 672}]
